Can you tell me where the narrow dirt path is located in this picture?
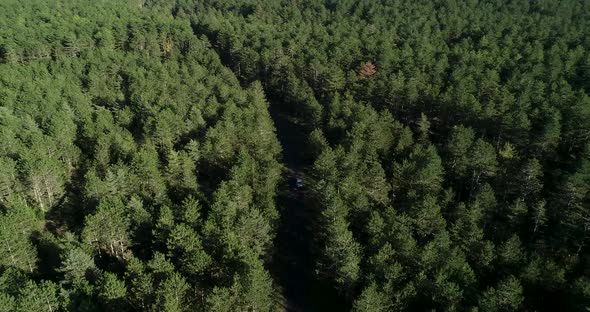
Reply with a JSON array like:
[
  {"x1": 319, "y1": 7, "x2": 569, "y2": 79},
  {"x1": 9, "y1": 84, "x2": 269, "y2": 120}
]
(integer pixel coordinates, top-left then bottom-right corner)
[
  {"x1": 269, "y1": 108, "x2": 344, "y2": 312},
  {"x1": 270, "y1": 109, "x2": 313, "y2": 311}
]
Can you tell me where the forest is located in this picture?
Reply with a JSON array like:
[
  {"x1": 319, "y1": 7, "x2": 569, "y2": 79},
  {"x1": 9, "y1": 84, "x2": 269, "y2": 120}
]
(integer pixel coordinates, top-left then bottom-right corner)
[{"x1": 0, "y1": 0, "x2": 589, "y2": 311}]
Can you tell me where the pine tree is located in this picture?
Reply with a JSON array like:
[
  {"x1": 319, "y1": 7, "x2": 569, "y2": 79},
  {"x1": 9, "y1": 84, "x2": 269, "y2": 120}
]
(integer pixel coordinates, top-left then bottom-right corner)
[
  {"x1": 479, "y1": 276, "x2": 523, "y2": 312},
  {"x1": 98, "y1": 272, "x2": 128, "y2": 311},
  {"x1": 353, "y1": 283, "x2": 390, "y2": 312},
  {"x1": 58, "y1": 248, "x2": 96, "y2": 283},
  {"x1": 468, "y1": 139, "x2": 498, "y2": 191},
  {"x1": 0, "y1": 200, "x2": 38, "y2": 273},
  {"x1": 82, "y1": 197, "x2": 130, "y2": 259},
  {"x1": 15, "y1": 280, "x2": 60, "y2": 312},
  {"x1": 155, "y1": 272, "x2": 191, "y2": 312},
  {"x1": 446, "y1": 125, "x2": 475, "y2": 181},
  {"x1": 167, "y1": 223, "x2": 211, "y2": 276},
  {"x1": 316, "y1": 186, "x2": 361, "y2": 298}
]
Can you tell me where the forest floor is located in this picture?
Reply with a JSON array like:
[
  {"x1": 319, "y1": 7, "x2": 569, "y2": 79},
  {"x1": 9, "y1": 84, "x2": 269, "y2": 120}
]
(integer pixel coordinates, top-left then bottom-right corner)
[
  {"x1": 270, "y1": 109, "x2": 313, "y2": 311},
  {"x1": 269, "y1": 108, "x2": 344, "y2": 312}
]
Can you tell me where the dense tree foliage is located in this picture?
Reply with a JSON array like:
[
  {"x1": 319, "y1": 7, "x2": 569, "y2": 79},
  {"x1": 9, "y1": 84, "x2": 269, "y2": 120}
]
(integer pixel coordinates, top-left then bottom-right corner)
[
  {"x1": 0, "y1": 0, "x2": 282, "y2": 310},
  {"x1": 1, "y1": 0, "x2": 589, "y2": 311},
  {"x1": 173, "y1": 0, "x2": 590, "y2": 310}
]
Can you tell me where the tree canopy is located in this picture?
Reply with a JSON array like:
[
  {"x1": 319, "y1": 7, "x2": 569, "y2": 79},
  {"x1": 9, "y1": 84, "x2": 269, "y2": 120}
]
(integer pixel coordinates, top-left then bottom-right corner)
[{"x1": 0, "y1": 0, "x2": 589, "y2": 311}]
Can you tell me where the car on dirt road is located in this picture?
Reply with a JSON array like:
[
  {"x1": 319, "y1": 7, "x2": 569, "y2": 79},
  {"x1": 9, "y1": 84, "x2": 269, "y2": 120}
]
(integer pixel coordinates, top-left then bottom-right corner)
[{"x1": 296, "y1": 176, "x2": 303, "y2": 189}]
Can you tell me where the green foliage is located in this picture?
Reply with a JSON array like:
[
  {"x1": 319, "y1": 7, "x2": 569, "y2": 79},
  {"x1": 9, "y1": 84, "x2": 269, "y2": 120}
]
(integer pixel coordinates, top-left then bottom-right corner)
[
  {"x1": 15, "y1": 280, "x2": 60, "y2": 312},
  {"x1": 167, "y1": 223, "x2": 211, "y2": 275},
  {"x1": 155, "y1": 272, "x2": 191, "y2": 312},
  {"x1": 98, "y1": 272, "x2": 127, "y2": 311},
  {"x1": 316, "y1": 187, "x2": 362, "y2": 296},
  {"x1": 0, "y1": 0, "x2": 589, "y2": 310},
  {"x1": 0, "y1": 200, "x2": 38, "y2": 272},
  {"x1": 0, "y1": 1, "x2": 282, "y2": 308},
  {"x1": 59, "y1": 247, "x2": 96, "y2": 283},
  {"x1": 353, "y1": 283, "x2": 390, "y2": 312},
  {"x1": 206, "y1": 254, "x2": 274, "y2": 311},
  {"x1": 479, "y1": 276, "x2": 524, "y2": 312},
  {"x1": 82, "y1": 197, "x2": 130, "y2": 259}
]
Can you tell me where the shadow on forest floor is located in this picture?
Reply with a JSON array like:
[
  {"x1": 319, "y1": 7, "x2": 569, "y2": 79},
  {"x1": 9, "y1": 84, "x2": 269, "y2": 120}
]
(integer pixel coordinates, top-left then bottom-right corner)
[{"x1": 269, "y1": 108, "x2": 345, "y2": 312}]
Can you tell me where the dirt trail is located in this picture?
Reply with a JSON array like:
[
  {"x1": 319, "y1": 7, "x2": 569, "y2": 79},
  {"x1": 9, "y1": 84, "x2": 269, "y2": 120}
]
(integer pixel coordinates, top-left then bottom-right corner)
[
  {"x1": 270, "y1": 109, "x2": 344, "y2": 312},
  {"x1": 269, "y1": 109, "x2": 313, "y2": 311}
]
